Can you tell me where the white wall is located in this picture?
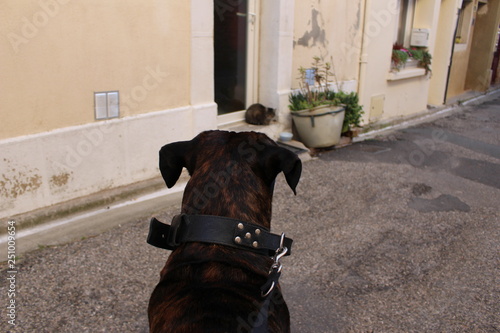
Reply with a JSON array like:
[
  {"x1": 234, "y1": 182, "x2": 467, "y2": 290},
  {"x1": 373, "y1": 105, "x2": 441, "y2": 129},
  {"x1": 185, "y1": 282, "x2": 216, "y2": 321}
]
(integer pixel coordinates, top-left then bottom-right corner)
[{"x1": 0, "y1": 107, "x2": 194, "y2": 219}]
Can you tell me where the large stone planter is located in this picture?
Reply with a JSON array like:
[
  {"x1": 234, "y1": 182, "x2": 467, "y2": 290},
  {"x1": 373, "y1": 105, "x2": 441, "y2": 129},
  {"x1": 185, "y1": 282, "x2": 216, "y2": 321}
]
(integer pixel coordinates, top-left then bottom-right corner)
[{"x1": 291, "y1": 105, "x2": 345, "y2": 148}]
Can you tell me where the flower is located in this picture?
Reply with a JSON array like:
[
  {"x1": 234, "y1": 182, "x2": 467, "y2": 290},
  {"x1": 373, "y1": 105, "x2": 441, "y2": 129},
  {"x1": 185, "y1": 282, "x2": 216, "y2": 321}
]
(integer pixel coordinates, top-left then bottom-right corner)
[{"x1": 391, "y1": 43, "x2": 432, "y2": 75}]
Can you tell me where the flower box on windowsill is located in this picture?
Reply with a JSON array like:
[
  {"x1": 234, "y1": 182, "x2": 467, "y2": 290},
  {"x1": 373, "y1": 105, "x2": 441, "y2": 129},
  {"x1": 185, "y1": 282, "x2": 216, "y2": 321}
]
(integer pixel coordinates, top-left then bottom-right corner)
[
  {"x1": 387, "y1": 67, "x2": 426, "y2": 81},
  {"x1": 389, "y1": 57, "x2": 426, "y2": 80},
  {"x1": 391, "y1": 45, "x2": 432, "y2": 79},
  {"x1": 390, "y1": 57, "x2": 418, "y2": 71},
  {"x1": 405, "y1": 58, "x2": 419, "y2": 68}
]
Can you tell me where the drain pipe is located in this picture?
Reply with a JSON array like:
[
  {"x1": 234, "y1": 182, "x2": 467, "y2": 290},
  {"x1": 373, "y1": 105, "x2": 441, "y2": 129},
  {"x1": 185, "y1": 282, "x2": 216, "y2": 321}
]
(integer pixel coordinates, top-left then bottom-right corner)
[
  {"x1": 357, "y1": 0, "x2": 371, "y2": 121},
  {"x1": 443, "y1": 7, "x2": 461, "y2": 105}
]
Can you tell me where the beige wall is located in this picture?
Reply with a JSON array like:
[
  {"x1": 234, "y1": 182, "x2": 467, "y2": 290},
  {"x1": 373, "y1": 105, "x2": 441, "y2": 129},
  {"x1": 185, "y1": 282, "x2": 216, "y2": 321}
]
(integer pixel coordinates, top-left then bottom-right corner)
[
  {"x1": 447, "y1": 47, "x2": 472, "y2": 98},
  {"x1": 428, "y1": 0, "x2": 460, "y2": 106},
  {"x1": 0, "y1": 0, "x2": 196, "y2": 219},
  {"x1": 291, "y1": 0, "x2": 362, "y2": 89},
  {"x1": 291, "y1": 0, "x2": 446, "y2": 123},
  {"x1": 1, "y1": 0, "x2": 190, "y2": 140},
  {"x1": 465, "y1": 0, "x2": 500, "y2": 91},
  {"x1": 446, "y1": 0, "x2": 479, "y2": 100},
  {"x1": 358, "y1": 0, "x2": 452, "y2": 123}
]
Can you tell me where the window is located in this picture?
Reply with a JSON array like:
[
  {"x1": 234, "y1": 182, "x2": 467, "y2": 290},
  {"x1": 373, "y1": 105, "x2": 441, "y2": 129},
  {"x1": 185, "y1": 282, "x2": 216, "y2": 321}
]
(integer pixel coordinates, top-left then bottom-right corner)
[
  {"x1": 395, "y1": 0, "x2": 416, "y2": 47},
  {"x1": 455, "y1": 0, "x2": 474, "y2": 44},
  {"x1": 94, "y1": 91, "x2": 119, "y2": 120}
]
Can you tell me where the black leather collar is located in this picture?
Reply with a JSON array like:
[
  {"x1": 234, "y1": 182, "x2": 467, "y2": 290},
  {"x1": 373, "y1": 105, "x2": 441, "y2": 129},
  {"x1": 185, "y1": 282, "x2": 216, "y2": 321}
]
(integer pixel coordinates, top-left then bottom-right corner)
[{"x1": 147, "y1": 214, "x2": 293, "y2": 257}]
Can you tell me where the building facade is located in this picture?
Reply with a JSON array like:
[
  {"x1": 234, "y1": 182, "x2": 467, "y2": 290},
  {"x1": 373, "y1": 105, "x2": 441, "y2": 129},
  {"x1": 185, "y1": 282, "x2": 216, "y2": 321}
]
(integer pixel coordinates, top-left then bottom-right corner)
[{"x1": 1, "y1": 0, "x2": 499, "y2": 220}]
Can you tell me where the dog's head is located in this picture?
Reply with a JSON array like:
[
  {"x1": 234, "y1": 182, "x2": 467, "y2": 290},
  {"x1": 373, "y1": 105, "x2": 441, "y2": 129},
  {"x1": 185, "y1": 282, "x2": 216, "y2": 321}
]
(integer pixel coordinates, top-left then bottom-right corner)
[{"x1": 158, "y1": 130, "x2": 301, "y2": 226}]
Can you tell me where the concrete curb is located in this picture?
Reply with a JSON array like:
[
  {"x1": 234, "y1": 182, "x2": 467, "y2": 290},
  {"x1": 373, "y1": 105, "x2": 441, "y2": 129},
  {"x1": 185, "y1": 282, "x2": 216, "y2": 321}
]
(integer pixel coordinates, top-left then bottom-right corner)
[
  {"x1": 355, "y1": 88, "x2": 500, "y2": 142},
  {"x1": 0, "y1": 183, "x2": 185, "y2": 261}
]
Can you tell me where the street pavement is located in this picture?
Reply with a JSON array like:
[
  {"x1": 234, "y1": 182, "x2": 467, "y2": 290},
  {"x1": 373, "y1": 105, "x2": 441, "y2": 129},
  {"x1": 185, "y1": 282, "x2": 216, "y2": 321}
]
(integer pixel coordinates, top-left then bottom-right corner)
[{"x1": 1, "y1": 93, "x2": 499, "y2": 332}]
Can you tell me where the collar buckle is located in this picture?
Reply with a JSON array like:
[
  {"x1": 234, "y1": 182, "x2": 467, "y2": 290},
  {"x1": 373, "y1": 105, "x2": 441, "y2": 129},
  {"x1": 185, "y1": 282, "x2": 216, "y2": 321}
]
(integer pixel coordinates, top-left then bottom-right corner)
[{"x1": 147, "y1": 214, "x2": 185, "y2": 250}]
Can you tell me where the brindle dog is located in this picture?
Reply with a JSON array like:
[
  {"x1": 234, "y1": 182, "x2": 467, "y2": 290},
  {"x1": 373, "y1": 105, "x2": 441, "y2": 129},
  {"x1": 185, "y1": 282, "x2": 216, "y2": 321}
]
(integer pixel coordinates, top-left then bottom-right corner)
[{"x1": 148, "y1": 130, "x2": 302, "y2": 333}]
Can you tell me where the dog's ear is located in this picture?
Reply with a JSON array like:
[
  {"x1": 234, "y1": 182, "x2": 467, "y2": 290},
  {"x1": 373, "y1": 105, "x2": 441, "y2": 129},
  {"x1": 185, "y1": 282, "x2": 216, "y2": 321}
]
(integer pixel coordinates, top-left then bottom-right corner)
[
  {"x1": 159, "y1": 141, "x2": 194, "y2": 188},
  {"x1": 261, "y1": 146, "x2": 302, "y2": 195}
]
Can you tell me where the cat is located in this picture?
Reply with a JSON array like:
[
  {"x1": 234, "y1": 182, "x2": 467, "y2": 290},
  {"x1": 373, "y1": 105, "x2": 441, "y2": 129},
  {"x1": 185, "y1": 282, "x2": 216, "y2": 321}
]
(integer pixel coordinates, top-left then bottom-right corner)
[{"x1": 245, "y1": 103, "x2": 276, "y2": 125}]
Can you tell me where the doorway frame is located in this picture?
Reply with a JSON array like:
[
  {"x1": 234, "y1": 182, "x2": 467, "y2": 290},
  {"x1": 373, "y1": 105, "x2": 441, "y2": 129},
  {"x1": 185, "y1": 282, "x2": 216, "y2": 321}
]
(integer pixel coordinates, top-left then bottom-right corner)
[
  {"x1": 216, "y1": 0, "x2": 260, "y2": 126},
  {"x1": 189, "y1": 0, "x2": 295, "y2": 133}
]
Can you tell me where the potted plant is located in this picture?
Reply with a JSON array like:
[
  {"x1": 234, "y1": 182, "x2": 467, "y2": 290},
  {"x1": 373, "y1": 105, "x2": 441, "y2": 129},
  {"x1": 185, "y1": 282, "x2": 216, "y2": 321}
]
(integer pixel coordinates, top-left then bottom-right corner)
[
  {"x1": 336, "y1": 91, "x2": 364, "y2": 136},
  {"x1": 392, "y1": 43, "x2": 432, "y2": 75},
  {"x1": 408, "y1": 47, "x2": 432, "y2": 75},
  {"x1": 289, "y1": 56, "x2": 346, "y2": 148},
  {"x1": 391, "y1": 46, "x2": 411, "y2": 70}
]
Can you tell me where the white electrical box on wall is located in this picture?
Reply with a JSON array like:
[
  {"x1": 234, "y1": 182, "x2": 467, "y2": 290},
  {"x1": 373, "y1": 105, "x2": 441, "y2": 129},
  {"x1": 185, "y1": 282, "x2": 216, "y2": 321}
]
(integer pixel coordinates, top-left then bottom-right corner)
[{"x1": 410, "y1": 28, "x2": 430, "y2": 47}]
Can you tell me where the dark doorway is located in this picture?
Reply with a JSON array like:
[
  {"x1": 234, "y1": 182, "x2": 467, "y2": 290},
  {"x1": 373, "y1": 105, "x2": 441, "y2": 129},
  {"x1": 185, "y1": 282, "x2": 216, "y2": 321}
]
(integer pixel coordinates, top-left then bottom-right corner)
[
  {"x1": 491, "y1": 26, "x2": 500, "y2": 84},
  {"x1": 214, "y1": 0, "x2": 249, "y2": 115}
]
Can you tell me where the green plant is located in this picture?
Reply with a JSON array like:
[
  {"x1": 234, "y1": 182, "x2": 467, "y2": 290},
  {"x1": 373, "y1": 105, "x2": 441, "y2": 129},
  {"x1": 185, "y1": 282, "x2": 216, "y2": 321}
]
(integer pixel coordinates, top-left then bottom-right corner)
[
  {"x1": 334, "y1": 91, "x2": 364, "y2": 133},
  {"x1": 391, "y1": 43, "x2": 432, "y2": 75},
  {"x1": 409, "y1": 48, "x2": 432, "y2": 75},
  {"x1": 289, "y1": 56, "x2": 338, "y2": 112},
  {"x1": 392, "y1": 49, "x2": 410, "y2": 70},
  {"x1": 289, "y1": 56, "x2": 364, "y2": 134}
]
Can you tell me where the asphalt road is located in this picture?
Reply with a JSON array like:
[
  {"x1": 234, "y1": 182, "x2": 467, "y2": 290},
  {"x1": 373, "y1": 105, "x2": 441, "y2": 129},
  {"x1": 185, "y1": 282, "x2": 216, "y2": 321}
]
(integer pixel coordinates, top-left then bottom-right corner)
[{"x1": 1, "y1": 95, "x2": 499, "y2": 332}]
